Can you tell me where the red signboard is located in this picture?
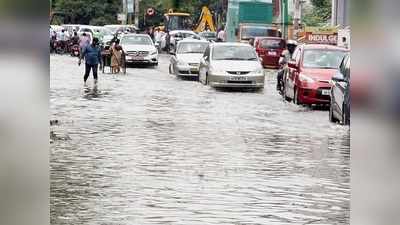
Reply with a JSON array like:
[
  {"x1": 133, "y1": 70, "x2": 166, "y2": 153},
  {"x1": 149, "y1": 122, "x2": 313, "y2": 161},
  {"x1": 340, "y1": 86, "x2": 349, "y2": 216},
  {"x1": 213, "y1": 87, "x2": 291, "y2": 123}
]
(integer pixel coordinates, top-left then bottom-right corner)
[{"x1": 306, "y1": 33, "x2": 338, "y2": 45}]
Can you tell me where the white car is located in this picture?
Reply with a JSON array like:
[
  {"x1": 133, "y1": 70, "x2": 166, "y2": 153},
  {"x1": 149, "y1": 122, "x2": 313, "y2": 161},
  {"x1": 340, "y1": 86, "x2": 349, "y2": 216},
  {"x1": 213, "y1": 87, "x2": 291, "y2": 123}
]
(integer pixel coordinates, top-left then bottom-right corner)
[
  {"x1": 120, "y1": 34, "x2": 158, "y2": 66},
  {"x1": 169, "y1": 39, "x2": 209, "y2": 77},
  {"x1": 199, "y1": 43, "x2": 265, "y2": 89},
  {"x1": 161, "y1": 30, "x2": 203, "y2": 53}
]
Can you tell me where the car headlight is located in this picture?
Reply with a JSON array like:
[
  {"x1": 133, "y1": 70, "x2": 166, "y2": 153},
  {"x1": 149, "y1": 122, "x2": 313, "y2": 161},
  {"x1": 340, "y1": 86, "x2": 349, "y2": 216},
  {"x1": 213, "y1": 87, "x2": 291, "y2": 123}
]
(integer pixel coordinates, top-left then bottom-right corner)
[
  {"x1": 177, "y1": 60, "x2": 188, "y2": 66},
  {"x1": 209, "y1": 67, "x2": 226, "y2": 75},
  {"x1": 299, "y1": 74, "x2": 315, "y2": 83},
  {"x1": 150, "y1": 50, "x2": 158, "y2": 55},
  {"x1": 252, "y1": 68, "x2": 264, "y2": 75}
]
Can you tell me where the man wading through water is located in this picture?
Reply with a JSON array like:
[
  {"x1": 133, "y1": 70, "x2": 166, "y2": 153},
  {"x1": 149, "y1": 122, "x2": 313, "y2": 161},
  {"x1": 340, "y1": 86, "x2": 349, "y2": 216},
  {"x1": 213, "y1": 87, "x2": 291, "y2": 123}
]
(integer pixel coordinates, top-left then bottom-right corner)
[{"x1": 79, "y1": 37, "x2": 102, "y2": 87}]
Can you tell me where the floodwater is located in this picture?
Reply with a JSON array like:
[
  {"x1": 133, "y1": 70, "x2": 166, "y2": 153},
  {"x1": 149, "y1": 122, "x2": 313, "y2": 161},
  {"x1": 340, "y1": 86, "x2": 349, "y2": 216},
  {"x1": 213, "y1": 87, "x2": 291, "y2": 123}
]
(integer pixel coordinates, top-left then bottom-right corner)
[{"x1": 50, "y1": 54, "x2": 350, "y2": 225}]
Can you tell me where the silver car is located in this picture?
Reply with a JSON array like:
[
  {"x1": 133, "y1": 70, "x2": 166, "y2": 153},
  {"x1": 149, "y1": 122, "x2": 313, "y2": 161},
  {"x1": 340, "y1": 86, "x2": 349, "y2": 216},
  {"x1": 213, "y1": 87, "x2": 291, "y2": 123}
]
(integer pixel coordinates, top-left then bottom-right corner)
[
  {"x1": 169, "y1": 39, "x2": 209, "y2": 77},
  {"x1": 199, "y1": 43, "x2": 265, "y2": 88},
  {"x1": 120, "y1": 34, "x2": 158, "y2": 66}
]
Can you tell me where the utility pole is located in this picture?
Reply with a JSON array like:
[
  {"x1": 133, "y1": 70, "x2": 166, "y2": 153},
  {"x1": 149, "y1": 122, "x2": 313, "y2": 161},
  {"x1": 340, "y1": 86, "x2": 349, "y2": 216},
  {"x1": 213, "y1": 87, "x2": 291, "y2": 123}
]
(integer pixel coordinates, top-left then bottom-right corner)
[
  {"x1": 281, "y1": 0, "x2": 288, "y2": 39},
  {"x1": 293, "y1": 0, "x2": 300, "y2": 30},
  {"x1": 122, "y1": 0, "x2": 127, "y2": 25},
  {"x1": 134, "y1": 0, "x2": 140, "y2": 28}
]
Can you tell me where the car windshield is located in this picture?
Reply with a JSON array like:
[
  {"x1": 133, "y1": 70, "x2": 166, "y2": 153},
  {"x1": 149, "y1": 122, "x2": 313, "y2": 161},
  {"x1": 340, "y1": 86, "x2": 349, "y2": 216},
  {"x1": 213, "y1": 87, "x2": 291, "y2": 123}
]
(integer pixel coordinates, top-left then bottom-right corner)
[
  {"x1": 241, "y1": 27, "x2": 279, "y2": 40},
  {"x1": 105, "y1": 26, "x2": 119, "y2": 34},
  {"x1": 177, "y1": 42, "x2": 208, "y2": 54},
  {"x1": 303, "y1": 49, "x2": 346, "y2": 69},
  {"x1": 121, "y1": 36, "x2": 152, "y2": 45},
  {"x1": 174, "y1": 32, "x2": 198, "y2": 39},
  {"x1": 260, "y1": 39, "x2": 285, "y2": 49},
  {"x1": 212, "y1": 45, "x2": 257, "y2": 60},
  {"x1": 100, "y1": 28, "x2": 113, "y2": 36}
]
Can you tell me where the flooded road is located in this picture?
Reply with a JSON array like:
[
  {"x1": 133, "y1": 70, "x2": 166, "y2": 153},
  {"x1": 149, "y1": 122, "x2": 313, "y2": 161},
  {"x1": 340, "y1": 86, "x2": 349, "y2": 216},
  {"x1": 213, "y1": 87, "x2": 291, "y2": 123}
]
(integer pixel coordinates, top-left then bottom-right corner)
[{"x1": 50, "y1": 54, "x2": 350, "y2": 225}]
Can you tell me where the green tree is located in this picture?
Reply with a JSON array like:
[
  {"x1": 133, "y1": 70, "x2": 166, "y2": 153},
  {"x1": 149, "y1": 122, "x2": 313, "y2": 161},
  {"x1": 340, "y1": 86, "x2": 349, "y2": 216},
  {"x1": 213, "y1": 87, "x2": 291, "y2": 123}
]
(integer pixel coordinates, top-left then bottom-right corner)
[
  {"x1": 302, "y1": 0, "x2": 331, "y2": 26},
  {"x1": 53, "y1": 0, "x2": 120, "y2": 25}
]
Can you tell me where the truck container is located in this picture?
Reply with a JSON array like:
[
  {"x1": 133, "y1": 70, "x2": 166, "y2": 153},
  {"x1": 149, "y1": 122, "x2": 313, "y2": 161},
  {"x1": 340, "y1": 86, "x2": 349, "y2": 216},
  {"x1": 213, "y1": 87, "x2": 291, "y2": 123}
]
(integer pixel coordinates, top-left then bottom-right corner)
[{"x1": 226, "y1": 0, "x2": 277, "y2": 42}]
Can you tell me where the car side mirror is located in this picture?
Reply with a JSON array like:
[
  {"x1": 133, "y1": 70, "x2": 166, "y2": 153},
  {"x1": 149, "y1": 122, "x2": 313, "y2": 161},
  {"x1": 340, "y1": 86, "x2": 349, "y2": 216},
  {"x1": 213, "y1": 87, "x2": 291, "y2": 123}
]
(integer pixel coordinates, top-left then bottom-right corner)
[
  {"x1": 288, "y1": 60, "x2": 298, "y2": 70},
  {"x1": 332, "y1": 72, "x2": 346, "y2": 82}
]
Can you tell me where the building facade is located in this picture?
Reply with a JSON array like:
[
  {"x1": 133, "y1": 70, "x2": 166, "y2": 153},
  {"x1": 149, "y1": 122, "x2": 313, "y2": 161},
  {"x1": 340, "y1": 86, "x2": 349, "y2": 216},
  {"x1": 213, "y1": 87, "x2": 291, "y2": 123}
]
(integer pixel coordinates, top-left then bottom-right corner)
[{"x1": 332, "y1": 0, "x2": 349, "y2": 27}]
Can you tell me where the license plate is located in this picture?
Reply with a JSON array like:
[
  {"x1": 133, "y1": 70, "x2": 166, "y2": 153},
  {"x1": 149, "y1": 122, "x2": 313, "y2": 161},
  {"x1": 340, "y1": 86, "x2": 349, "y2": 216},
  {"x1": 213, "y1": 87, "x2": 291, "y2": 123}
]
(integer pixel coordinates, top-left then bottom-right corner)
[
  {"x1": 230, "y1": 76, "x2": 248, "y2": 81},
  {"x1": 268, "y1": 51, "x2": 277, "y2": 56},
  {"x1": 132, "y1": 56, "x2": 144, "y2": 61},
  {"x1": 322, "y1": 89, "x2": 330, "y2": 95}
]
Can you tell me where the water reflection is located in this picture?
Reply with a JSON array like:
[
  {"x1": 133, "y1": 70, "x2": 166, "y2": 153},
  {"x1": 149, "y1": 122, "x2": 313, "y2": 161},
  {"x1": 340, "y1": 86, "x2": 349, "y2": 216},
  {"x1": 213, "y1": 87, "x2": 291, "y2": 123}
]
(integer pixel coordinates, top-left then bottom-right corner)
[{"x1": 51, "y1": 55, "x2": 350, "y2": 225}]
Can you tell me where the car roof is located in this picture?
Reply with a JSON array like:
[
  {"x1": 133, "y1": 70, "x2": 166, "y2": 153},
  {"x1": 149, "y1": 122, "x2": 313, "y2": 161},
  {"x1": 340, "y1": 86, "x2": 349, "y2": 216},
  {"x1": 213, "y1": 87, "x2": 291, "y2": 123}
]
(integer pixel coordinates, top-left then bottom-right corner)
[
  {"x1": 121, "y1": 33, "x2": 151, "y2": 38},
  {"x1": 302, "y1": 44, "x2": 347, "y2": 51},
  {"x1": 178, "y1": 39, "x2": 209, "y2": 44},
  {"x1": 210, "y1": 42, "x2": 252, "y2": 48},
  {"x1": 170, "y1": 30, "x2": 195, "y2": 34},
  {"x1": 254, "y1": 36, "x2": 283, "y2": 40}
]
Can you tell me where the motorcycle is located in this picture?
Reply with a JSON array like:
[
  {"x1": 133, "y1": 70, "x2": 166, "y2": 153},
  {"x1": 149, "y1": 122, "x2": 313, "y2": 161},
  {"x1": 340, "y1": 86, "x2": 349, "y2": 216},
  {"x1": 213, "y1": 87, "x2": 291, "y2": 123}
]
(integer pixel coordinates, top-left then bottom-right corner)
[
  {"x1": 70, "y1": 44, "x2": 80, "y2": 57},
  {"x1": 277, "y1": 55, "x2": 287, "y2": 95},
  {"x1": 54, "y1": 40, "x2": 65, "y2": 54}
]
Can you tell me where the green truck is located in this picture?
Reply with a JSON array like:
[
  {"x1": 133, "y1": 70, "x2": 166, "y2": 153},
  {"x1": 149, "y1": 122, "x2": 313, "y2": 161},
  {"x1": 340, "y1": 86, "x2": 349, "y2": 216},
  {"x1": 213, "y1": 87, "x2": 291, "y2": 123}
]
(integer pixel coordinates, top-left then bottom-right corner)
[{"x1": 225, "y1": 0, "x2": 279, "y2": 42}]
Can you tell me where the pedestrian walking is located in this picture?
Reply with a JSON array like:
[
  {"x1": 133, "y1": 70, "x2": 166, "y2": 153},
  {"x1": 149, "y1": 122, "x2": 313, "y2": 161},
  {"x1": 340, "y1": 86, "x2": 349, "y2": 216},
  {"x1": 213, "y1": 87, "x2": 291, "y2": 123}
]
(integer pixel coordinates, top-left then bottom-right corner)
[
  {"x1": 110, "y1": 39, "x2": 123, "y2": 74},
  {"x1": 79, "y1": 37, "x2": 102, "y2": 87}
]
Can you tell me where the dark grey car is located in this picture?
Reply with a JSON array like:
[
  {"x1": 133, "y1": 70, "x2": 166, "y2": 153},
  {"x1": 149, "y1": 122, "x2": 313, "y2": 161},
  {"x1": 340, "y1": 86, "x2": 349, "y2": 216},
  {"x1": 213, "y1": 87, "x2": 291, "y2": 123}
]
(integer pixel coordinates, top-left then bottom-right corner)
[{"x1": 330, "y1": 54, "x2": 350, "y2": 125}]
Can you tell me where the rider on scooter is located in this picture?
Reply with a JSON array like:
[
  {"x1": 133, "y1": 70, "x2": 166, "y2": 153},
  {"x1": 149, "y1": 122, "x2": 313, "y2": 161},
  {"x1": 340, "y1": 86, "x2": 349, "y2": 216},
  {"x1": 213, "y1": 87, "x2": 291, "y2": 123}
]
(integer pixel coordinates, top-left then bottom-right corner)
[{"x1": 277, "y1": 40, "x2": 298, "y2": 91}]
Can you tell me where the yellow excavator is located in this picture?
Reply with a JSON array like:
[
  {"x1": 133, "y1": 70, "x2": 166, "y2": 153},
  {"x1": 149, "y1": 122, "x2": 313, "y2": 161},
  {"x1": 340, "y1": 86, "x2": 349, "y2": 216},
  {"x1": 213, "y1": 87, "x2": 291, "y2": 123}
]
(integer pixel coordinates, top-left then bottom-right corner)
[{"x1": 194, "y1": 6, "x2": 216, "y2": 32}]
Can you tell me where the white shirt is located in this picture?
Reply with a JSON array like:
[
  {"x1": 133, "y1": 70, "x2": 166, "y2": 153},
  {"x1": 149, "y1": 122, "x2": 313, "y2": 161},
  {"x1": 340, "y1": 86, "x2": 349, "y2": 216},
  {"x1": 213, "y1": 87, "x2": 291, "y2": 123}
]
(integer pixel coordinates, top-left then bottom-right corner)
[
  {"x1": 217, "y1": 30, "x2": 225, "y2": 41},
  {"x1": 154, "y1": 31, "x2": 163, "y2": 42}
]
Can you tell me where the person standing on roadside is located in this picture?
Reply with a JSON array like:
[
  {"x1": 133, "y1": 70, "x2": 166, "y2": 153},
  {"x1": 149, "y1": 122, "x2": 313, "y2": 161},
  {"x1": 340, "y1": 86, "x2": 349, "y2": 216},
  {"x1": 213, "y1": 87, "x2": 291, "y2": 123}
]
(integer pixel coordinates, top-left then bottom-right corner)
[
  {"x1": 79, "y1": 32, "x2": 91, "y2": 53},
  {"x1": 153, "y1": 27, "x2": 162, "y2": 51},
  {"x1": 217, "y1": 25, "x2": 226, "y2": 42},
  {"x1": 110, "y1": 39, "x2": 123, "y2": 74},
  {"x1": 79, "y1": 38, "x2": 102, "y2": 87}
]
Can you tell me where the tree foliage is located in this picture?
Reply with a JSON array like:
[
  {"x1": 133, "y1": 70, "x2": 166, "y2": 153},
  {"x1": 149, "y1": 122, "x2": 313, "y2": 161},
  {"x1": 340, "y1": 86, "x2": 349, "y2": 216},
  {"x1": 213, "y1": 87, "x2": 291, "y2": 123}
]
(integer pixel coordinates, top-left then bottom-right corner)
[
  {"x1": 52, "y1": 0, "x2": 221, "y2": 26},
  {"x1": 52, "y1": 0, "x2": 121, "y2": 25},
  {"x1": 302, "y1": 0, "x2": 331, "y2": 27}
]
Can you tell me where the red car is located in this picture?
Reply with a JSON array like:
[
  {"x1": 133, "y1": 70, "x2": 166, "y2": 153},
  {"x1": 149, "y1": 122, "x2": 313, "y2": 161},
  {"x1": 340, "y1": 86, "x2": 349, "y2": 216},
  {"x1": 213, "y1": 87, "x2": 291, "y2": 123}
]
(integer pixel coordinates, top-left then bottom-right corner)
[
  {"x1": 255, "y1": 37, "x2": 286, "y2": 69},
  {"x1": 283, "y1": 44, "x2": 347, "y2": 105}
]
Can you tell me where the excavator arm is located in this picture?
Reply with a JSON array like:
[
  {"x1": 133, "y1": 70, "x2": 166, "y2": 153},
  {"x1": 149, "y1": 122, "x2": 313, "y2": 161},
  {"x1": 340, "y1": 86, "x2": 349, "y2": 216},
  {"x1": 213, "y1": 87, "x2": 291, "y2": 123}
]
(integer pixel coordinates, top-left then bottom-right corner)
[{"x1": 194, "y1": 6, "x2": 216, "y2": 33}]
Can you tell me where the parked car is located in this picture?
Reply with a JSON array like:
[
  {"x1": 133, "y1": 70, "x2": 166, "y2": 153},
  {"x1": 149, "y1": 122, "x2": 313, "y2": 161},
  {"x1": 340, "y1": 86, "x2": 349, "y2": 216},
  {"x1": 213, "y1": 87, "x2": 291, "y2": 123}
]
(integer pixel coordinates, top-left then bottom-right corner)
[
  {"x1": 77, "y1": 25, "x2": 98, "y2": 35},
  {"x1": 120, "y1": 34, "x2": 158, "y2": 66},
  {"x1": 169, "y1": 39, "x2": 209, "y2": 78},
  {"x1": 254, "y1": 37, "x2": 286, "y2": 69},
  {"x1": 199, "y1": 43, "x2": 265, "y2": 89},
  {"x1": 198, "y1": 31, "x2": 217, "y2": 42},
  {"x1": 104, "y1": 25, "x2": 137, "y2": 35},
  {"x1": 330, "y1": 54, "x2": 350, "y2": 125},
  {"x1": 61, "y1": 24, "x2": 81, "y2": 35},
  {"x1": 283, "y1": 44, "x2": 347, "y2": 105},
  {"x1": 161, "y1": 30, "x2": 203, "y2": 53}
]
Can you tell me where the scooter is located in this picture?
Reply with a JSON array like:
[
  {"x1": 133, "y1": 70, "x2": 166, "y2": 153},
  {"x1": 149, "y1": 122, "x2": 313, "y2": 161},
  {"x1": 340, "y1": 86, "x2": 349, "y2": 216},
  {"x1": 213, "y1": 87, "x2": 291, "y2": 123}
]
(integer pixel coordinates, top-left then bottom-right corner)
[
  {"x1": 70, "y1": 44, "x2": 80, "y2": 57},
  {"x1": 54, "y1": 41, "x2": 65, "y2": 54},
  {"x1": 277, "y1": 55, "x2": 287, "y2": 95}
]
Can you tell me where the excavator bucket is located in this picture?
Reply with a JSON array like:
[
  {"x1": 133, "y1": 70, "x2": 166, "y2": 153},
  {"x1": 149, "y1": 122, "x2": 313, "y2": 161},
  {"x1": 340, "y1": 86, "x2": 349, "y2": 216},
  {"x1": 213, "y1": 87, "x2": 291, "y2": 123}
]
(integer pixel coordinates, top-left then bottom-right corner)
[{"x1": 195, "y1": 6, "x2": 216, "y2": 33}]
